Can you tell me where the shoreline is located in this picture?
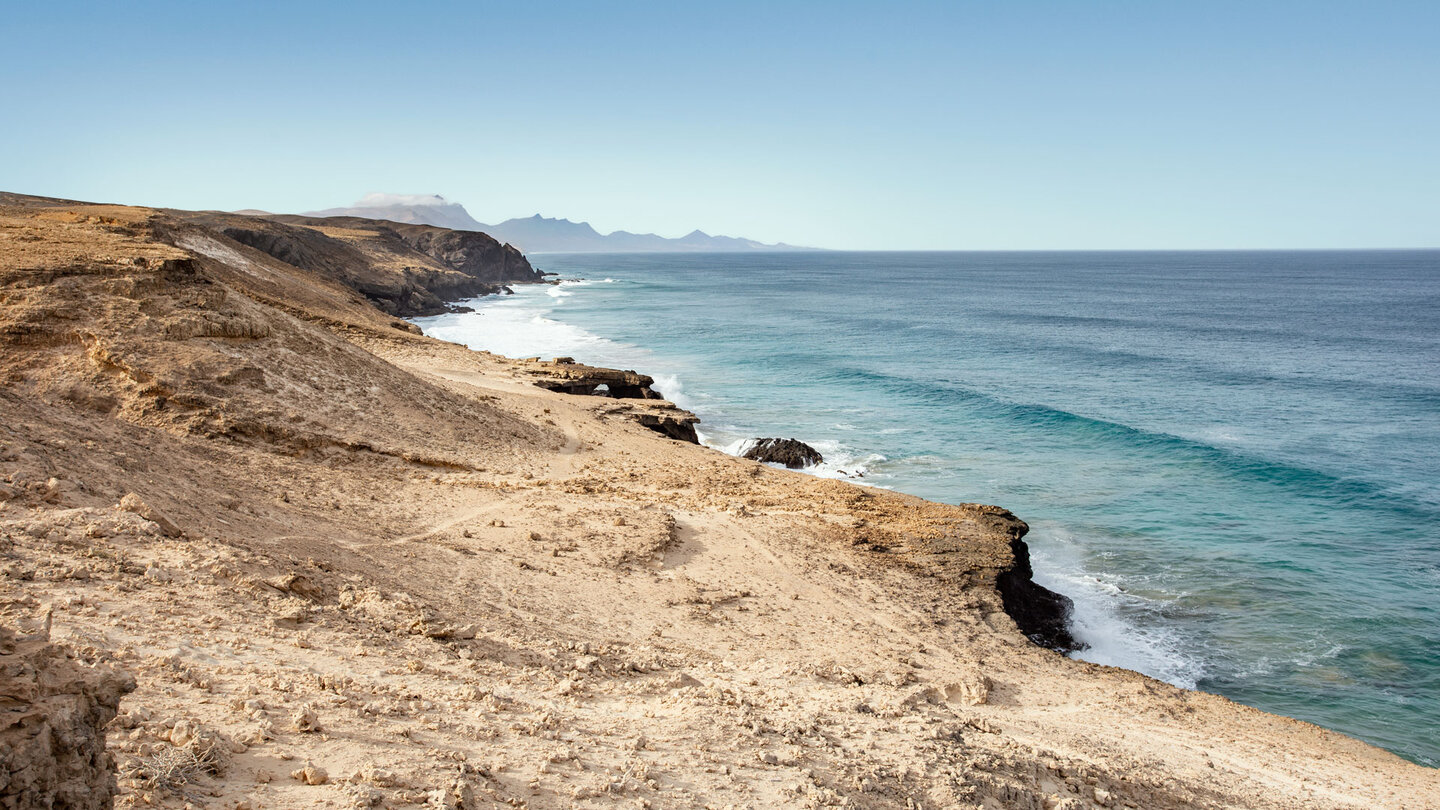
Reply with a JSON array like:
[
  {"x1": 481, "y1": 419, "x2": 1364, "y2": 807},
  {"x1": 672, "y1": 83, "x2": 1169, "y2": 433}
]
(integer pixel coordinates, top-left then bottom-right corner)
[
  {"x1": 426, "y1": 268, "x2": 1440, "y2": 766},
  {"x1": 415, "y1": 285, "x2": 1085, "y2": 655},
  {"x1": 2, "y1": 194, "x2": 1436, "y2": 808}
]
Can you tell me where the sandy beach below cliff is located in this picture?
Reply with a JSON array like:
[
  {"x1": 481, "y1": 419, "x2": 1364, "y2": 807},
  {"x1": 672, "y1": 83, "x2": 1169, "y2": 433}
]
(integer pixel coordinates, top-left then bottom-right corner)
[{"x1": 1, "y1": 194, "x2": 1436, "y2": 809}]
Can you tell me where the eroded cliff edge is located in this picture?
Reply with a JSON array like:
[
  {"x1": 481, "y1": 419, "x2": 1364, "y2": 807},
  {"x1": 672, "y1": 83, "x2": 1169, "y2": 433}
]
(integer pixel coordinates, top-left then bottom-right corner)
[
  {"x1": 1, "y1": 192, "x2": 1434, "y2": 810},
  {"x1": 173, "y1": 207, "x2": 544, "y2": 317}
]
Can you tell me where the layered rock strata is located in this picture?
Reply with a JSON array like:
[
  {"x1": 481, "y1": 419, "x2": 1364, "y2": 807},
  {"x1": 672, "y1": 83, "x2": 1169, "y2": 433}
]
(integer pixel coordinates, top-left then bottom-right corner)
[
  {"x1": 525, "y1": 358, "x2": 665, "y2": 400},
  {"x1": 525, "y1": 358, "x2": 701, "y2": 442}
]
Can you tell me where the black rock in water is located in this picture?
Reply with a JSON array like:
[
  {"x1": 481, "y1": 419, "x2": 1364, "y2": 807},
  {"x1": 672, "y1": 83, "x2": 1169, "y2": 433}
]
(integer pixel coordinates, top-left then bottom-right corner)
[
  {"x1": 743, "y1": 438, "x2": 824, "y2": 469},
  {"x1": 996, "y1": 535, "x2": 1085, "y2": 653}
]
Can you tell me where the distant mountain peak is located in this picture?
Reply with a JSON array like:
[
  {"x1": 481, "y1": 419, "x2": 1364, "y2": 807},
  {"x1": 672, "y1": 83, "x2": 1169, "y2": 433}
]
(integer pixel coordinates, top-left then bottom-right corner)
[
  {"x1": 300, "y1": 194, "x2": 817, "y2": 254},
  {"x1": 303, "y1": 193, "x2": 485, "y2": 232}
]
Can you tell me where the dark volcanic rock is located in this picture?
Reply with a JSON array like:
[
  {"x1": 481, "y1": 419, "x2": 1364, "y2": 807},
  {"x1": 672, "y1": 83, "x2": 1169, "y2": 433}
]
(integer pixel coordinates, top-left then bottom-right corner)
[
  {"x1": 172, "y1": 211, "x2": 543, "y2": 317},
  {"x1": 392, "y1": 226, "x2": 535, "y2": 285},
  {"x1": 634, "y1": 411, "x2": 701, "y2": 443},
  {"x1": 996, "y1": 533, "x2": 1084, "y2": 653},
  {"x1": 742, "y1": 438, "x2": 824, "y2": 469}
]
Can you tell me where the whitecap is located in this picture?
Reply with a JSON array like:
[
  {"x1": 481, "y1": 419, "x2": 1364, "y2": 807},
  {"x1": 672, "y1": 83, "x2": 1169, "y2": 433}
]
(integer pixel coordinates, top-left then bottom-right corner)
[{"x1": 1029, "y1": 532, "x2": 1205, "y2": 689}]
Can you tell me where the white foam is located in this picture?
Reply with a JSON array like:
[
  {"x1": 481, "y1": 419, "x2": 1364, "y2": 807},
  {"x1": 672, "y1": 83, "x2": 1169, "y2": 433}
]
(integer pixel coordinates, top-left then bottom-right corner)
[
  {"x1": 413, "y1": 286, "x2": 630, "y2": 364},
  {"x1": 1029, "y1": 532, "x2": 1204, "y2": 689},
  {"x1": 709, "y1": 436, "x2": 884, "y2": 482},
  {"x1": 649, "y1": 372, "x2": 696, "y2": 411}
]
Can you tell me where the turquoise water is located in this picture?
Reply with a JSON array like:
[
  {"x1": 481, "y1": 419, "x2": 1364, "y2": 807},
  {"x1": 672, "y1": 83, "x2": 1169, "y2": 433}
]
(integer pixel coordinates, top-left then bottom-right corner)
[{"x1": 414, "y1": 250, "x2": 1440, "y2": 766}]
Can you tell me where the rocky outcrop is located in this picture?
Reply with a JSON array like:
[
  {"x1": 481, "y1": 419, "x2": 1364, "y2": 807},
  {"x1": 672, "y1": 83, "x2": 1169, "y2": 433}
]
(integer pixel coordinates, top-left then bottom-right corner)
[
  {"x1": 742, "y1": 438, "x2": 824, "y2": 469},
  {"x1": 0, "y1": 626, "x2": 135, "y2": 809},
  {"x1": 630, "y1": 406, "x2": 701, "y2": 444},
  {"x1": 163, "y1": 211, "x2": 543, "y2": 317},
  {"x1": 996, "y1": 533, "x2": 1084, "y2": 653},
  {"x1": 526, "y1": 359, "x2": 664, "y2": 400},
  {"x1": 384, "y1": 225, "x2": 536, "y2": 286},
  {"x1": 523, "y1": 359, "x2": 701, "y2": 443}
]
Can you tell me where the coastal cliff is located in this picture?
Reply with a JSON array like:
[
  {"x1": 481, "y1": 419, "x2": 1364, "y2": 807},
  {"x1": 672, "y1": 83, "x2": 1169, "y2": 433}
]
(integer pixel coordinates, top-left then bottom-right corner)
[
  {"x1": 1, "y1": 192, "x2": 1435, "y2": 809},
  {"x1": 169, "y1": 208, "x2": 544, "y2": 317}
]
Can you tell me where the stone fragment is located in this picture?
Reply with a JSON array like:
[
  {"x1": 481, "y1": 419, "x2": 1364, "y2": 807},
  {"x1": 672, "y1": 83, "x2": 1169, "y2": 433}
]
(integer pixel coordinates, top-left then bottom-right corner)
[
  {"x1": 291, "y1": 762, "x2": 329, "y2": 785},
  {"x1": 943, "y1": 670, "x2": 992, "y2": 706},
  {"x1": 118, "y1": 492, "x2": 184, "y2": 537},
  {"x1": 266, "y1": 573, "x2": 326, "y2": 601},
  {"x1": 359, "y1": 764, "x2": 402, "y2": 788},
  {"x1": 291, "y1": 703, "x2": 321, "y2": 733}
]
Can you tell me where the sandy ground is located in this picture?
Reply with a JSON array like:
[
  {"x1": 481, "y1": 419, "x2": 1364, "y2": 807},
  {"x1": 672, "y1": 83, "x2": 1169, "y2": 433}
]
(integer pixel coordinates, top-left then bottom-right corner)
[{"x1": 1, "y1": 195, "x2": 1436, "y2": 809}]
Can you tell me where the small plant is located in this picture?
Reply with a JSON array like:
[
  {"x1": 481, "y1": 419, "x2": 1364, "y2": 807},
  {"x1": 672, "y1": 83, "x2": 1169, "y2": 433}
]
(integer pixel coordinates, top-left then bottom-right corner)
[{"x1": 132, "y1": 737, "x2": 227, "y2": 796}]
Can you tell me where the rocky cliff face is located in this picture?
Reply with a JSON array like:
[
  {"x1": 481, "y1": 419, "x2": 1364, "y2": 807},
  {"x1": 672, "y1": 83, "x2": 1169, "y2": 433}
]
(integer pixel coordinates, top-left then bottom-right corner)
[
  {"x1": 385, "y1": 224, "x2": 537, "y2": 287},
  {"x1": 995, "y1": 534, "x2": 1084, "y2": 653},
  {"x1": 0, "y1": 626, "x2": 135, "y2": 810},
  {"x1": 165, "y1": 210, "x2": 543, "y2": 317}
]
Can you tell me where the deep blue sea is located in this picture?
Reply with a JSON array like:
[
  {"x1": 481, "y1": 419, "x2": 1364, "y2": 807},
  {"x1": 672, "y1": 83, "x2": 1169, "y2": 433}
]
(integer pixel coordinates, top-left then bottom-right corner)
[{"x1": 414, "y1": 250, "x2": 1440, "y2": 766}]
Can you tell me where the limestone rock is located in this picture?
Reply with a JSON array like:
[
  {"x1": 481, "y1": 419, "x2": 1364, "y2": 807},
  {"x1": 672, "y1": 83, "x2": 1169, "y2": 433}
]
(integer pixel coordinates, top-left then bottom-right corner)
[
  {"x1": 943, "y1": 670, "x2": 993, "y2": 706},
  {"x1": 118, "y1": 492, "x2": 184, "y2": 538},
  {"x1": 290, "y1": 703, "x2": 321, "y2": 733},
  {"x1": 0, "y1": 626, "x2": 135, "y2": 809},
  {"x1": 527, "y1": 360, "x2": 663, "y2": 399},
  {"x1": 291, "y1": 761, "x2": 329, "y2": 785}
]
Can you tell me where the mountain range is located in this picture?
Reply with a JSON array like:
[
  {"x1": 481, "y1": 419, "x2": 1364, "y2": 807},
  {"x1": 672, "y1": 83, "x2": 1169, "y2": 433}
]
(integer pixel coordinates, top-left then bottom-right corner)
[{"x1": 302, "y1": 194, "x2": 815, "y2": 254}]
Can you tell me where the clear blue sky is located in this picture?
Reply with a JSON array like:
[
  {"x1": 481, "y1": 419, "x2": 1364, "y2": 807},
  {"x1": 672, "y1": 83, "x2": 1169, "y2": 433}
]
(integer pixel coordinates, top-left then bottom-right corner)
[{"x1": 3, "y1": 1, "x2": 1436, "y2": 249}]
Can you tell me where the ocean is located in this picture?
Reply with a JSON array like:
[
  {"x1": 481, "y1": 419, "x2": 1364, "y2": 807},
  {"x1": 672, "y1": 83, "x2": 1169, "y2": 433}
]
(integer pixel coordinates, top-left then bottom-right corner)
[{"x1": 413, "y1": 250, "x2": 1440, "y2": 766}]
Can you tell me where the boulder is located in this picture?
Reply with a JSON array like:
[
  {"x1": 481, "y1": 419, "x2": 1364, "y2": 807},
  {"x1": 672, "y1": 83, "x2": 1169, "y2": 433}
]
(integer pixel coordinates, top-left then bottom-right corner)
[
  {"x1": 0, "y1": 625, "x2": 135, "y2": 809},
  {"x1": 742, "y1": 438, "x2": 824, "y2": 469},
  {"x1": 118, "y1": 492, "x2": 183, "y2": 538}
]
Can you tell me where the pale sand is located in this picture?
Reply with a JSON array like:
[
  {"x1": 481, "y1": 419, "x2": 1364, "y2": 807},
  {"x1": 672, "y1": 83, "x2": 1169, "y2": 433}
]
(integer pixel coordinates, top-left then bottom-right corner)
[{"x1": 0, "y1": 196, "x2": 1435, "y2": 809}]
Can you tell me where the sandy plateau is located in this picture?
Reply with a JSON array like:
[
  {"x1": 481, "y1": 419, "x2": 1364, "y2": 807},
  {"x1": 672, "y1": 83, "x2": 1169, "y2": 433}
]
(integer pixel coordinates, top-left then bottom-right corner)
[{"x1": 0, "y1": 193, "x2": 1436, "y2": 809}]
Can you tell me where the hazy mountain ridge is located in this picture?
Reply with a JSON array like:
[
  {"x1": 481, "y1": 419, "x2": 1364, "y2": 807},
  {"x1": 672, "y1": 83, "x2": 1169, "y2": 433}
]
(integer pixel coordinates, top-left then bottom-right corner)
[
  {"x1": 303, "y1": 195, "x2": 817, "y2": 253},
  {"x1": 306, "y1": 196, "x2": 487, "y2": 234}
]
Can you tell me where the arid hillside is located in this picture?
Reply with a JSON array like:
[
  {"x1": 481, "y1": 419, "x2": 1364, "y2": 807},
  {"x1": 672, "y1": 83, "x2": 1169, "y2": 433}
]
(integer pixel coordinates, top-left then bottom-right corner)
[{"x1": 1, "y1": 193, "x2": 1435, "y2": 809}]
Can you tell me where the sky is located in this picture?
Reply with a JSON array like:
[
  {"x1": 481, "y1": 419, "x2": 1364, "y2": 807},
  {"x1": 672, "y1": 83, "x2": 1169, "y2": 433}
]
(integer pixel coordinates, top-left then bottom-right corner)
[{"x1": 2, "y1": 1, "x2": 1437, "y2": 250}]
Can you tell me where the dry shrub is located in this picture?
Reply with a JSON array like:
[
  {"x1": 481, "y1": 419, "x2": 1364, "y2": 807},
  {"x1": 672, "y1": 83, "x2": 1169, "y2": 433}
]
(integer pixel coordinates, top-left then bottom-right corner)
[{"x1": 132, "y1": 736, "x2": 228, "y2": 795}]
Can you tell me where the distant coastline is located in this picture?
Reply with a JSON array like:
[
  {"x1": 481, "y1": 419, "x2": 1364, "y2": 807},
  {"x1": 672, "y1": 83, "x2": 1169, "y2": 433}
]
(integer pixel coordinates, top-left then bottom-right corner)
[{"x1": 301, "y1": 193, "x2": 821, "y2": 254}]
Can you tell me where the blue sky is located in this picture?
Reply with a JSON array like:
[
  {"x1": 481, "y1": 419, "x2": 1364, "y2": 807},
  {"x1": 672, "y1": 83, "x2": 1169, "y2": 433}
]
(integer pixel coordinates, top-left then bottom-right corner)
[{"x1": 2, "y1": 1, "x2": 1436, "y2": 249}]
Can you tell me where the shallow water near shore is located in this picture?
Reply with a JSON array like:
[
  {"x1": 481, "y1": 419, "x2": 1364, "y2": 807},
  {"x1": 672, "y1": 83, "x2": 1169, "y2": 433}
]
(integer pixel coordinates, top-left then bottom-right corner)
[{"x1": 415, "y1": 250, "x2": 1440, "y2": 766}]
